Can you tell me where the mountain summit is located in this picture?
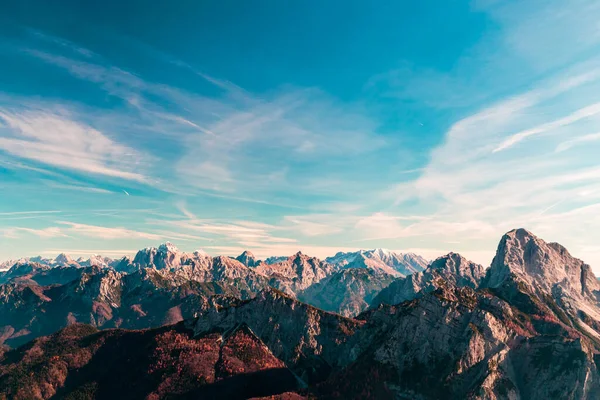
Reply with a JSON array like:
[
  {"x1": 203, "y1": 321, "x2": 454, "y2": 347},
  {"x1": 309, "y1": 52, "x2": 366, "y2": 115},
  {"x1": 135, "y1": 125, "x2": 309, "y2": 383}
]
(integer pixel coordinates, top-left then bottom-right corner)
[
  {"x1": 371, "y1": 252, "x2": 485, "y2": 307},
  {"x1": 482, "y1": 228, "x2": 600, "y2": 333},
  {"x1": 235, "y1": 250, "x2": 259, "y2": 267}
]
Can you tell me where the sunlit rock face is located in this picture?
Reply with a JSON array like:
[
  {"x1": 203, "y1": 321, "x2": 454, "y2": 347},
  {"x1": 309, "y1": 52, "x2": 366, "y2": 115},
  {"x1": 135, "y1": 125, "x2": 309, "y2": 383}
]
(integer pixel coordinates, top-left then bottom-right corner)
[
  {"x1": 254, "y1": 252, "x2": 335, "y2": 293},
  {"x1": 371, "y1": 252, "x2": 485, "y2": 307}
]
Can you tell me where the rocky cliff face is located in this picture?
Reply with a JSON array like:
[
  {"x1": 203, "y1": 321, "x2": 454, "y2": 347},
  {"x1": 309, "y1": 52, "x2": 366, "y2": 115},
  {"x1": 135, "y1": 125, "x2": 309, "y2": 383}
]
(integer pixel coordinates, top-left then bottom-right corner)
[
  {"x1": 172, "y1": 255, "x2": 267, "y2": 287},
  {"x1": 297, "y1": 268, "x2": 396, "y2": 317},
  {"x1": 319, "y1": 283, "x2": 600, "y2": 399},
  {"x1": 0, "y1": 267, "x2": 256, "y2": 348},
  {"x1": 371, "y1": 252, "x2": 485, "y2": 307},
  {"x1": 236, "y1": 250, "x2": 260, "y2": 267},
  {"x1": 254, "y1": 252, "x2": 334, "y2": 294},
  {"x1": 484, "y1": 229, "x2": 599, "y2": 296},
  {"x1": 0, "y1": 262, "x2": 51, "y2": 284},
  {"x1": 482, "y1": 228, "x2": 600, "y2": 341},
  {"x1": 116, "y1": 242, "x2": 188, "y2": 272},
  {"x1": 77, "y1": 255, "x2": 115, "y2": 268},
  {"x1": 193, "y1": 288, "x2": 364, "y2": 383}
]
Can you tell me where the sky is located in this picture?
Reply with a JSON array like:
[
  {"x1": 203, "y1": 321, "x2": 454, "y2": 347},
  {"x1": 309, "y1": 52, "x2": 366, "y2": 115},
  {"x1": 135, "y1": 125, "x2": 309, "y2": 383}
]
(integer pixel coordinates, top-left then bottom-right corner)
[{"x1": 1, "y1": 0, "x2": 600, "y2": 270}]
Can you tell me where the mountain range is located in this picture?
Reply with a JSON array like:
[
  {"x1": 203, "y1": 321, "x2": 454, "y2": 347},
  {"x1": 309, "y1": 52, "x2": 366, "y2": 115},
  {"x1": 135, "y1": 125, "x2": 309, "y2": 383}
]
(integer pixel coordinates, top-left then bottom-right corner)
[{"x1": 1, "y1": 229, "x2": 600, "y2": 399}]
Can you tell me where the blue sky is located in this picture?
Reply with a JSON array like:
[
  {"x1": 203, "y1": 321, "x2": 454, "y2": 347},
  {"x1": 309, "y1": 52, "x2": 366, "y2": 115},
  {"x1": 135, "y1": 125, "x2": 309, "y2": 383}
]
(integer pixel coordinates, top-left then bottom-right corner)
[{"x1": 2, "y1": 0, "x2": 600, "y2": 270}]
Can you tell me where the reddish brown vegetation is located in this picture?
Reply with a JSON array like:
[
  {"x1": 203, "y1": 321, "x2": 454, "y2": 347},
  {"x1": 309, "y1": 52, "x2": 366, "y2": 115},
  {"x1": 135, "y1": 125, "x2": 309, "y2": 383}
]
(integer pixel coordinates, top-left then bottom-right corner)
[
  {"x1": 217, "y1": 325, "x2": 286, "y2": 378},
  {"x1": 0, "y1": 323, "x2": 300, "y2": 400}
]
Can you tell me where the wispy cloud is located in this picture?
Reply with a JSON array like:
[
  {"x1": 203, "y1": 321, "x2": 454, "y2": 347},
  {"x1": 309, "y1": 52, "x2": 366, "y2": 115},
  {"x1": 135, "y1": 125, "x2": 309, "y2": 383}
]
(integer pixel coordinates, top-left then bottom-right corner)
[
  {"x1": 173, "y1": 87, "x2": 386, "y2": 195},
  {"x1": 0, "y1": 104, "x2": 149, "y2": 182},
  {"x1": 155, "y1": 217, "x2": 292, "y2": 244},
  {"x1": 0, "y1": 210, "x2": 61, "y2": 216},
  {"x1": 282, "y1": 215, "x2": 346, "y2": 236},
  {"x1": 556, "y1": 132, "x2": 600, "y2": 153},
  {"x1": 41, "y1": 181, "x2": 114, "y2": 194},
  {"x1": 493, "y1": 102, "x2": 600, "y2": 153},
  {"x1": 55, "y1": 221, "x2": 162, "y2": 240},
  {"x1": 2, "y1": 226, "x2": 68, "y2": 239},
  {"x1": 23, "y1": 48, "x2": 387, "y2": 201},
  {"x1": 2, "y1": 220, "x2": 211, "y2": 244},
  {"x1": 26, "y1": 29, "x2": 96, "y2": 58},
  {"x1": 39, "y1": 249, "x2": 138, "y2": 258}
]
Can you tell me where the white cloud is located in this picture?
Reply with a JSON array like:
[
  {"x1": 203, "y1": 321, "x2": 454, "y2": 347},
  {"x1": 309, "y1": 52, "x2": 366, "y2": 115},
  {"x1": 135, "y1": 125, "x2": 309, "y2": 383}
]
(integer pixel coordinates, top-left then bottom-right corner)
[
  {"x1": 355, "y1": 213, "x2": 406, "y2": 240},
  {"x1": 25, "y1": 48, "x2": 388, "y2": 202},
  {"x1": 0, "y1": 210, "x2": 61, "y2": 216},
  {"x1": 0, "y1": 106, "x2": 148, "y2": 182},
  {"x1": 27, "y1": 29, "x2": 96, "y2": 58},
  {"x1": 41, "y1": 181, "x2": 114, "y2": 194},
  {"x1": 56, "y1": 221, "x2": 162, "y2": 240},
  {"x1": 556, "y1": 132, "x2": 600, "y2": 153},
  {"x1": 282, "y1": 214, "x2": 346, "y2": 236},
  {"x1": 174, "y1": 88, "x2": 386, "y2": 194},
  {"x1": 155, "y1": 217, "x2": 293, "y2": 246},
  {"x1": 39, "y1": 249, "x2": 138, "y2": 258},
  {"x1": 2, "y1": 227, "x2": 68, "y2": 239},
  {"x1": 353, "y1": 213, "x2": 495, "y2": 242},
  {"x1": 493, "y1": 102, "x2": 600, "y2": 152}
]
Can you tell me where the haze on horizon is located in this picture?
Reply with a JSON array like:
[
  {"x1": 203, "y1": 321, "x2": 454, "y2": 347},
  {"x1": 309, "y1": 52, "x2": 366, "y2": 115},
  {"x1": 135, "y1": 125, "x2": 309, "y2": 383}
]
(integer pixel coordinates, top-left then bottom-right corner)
[{"x1": 2, "y1": 1, "x2": 600, "y2": 272}]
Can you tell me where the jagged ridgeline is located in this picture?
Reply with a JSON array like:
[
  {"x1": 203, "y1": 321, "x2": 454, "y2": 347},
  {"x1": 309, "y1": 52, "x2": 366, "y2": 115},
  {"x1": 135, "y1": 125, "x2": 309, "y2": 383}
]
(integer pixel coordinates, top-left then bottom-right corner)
[{"x1": 1, "y1": 229, "x2": 600, "y2": 399}]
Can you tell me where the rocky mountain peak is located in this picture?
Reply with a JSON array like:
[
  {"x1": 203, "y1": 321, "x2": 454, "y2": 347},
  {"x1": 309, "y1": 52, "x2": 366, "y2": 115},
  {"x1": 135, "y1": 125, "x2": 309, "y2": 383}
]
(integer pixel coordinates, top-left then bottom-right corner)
[
  {"x1": 81, "y1": 254, "x2": 114, "y2": 268},
  {"x1": 482, "y1": 229, "x2": 600, "y2": 331},
  {"x1": 286, "y1": 252, "x2": 322, "y2": 268},
  {"x1": 371, "y1": 252, "x2": 484, "y2": 308},
  {"x1": 264, "y1": 255, "x2": 287, "y2": 265},
  {"x1": 336, "y1": 249, "x2": 428, "y2": 278},
  {"x1": 291, "y1": 251, "x2": 305, "y2": 260},
  {"x1": 129, "y1": 242, "x2": 186, "y2": 271},
  {"x1": 253, "y1": 254, "x2": 334, "y2": 294},
  {"x1": 235, "y1": 250, "x2": 259, "y2": 267},
  {"x1": 370, "y1": 248, "x2": 390, "y2": 258},
  {"x1": 158, "y1": 242, "x2": 179, "y2": 254},
  {"x1": 485, "y1": 229, "x2": 598, "y2": 296},
  {"x1": 54, "y1": 253, "x2": 75, "y2": 266},
  {"x1": 429, "y1": 252, "x2": 485, "y2": 281}
]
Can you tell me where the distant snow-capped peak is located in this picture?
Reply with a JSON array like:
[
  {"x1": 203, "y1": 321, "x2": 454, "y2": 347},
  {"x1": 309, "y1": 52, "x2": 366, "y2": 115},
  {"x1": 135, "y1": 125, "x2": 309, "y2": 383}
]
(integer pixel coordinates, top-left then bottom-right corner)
[
  {"x1": 369, "y1": 248, "x2": 391, "y2": 257},
  {"x1": 326, "y1": 248, "x2": 428, "y2": 277},
  {"x1": 158, "y1": 242, "x2": 180, "y2": 254},
  {"x1": 54, "y1": 253, "x2": 76, "y2": 266}
]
